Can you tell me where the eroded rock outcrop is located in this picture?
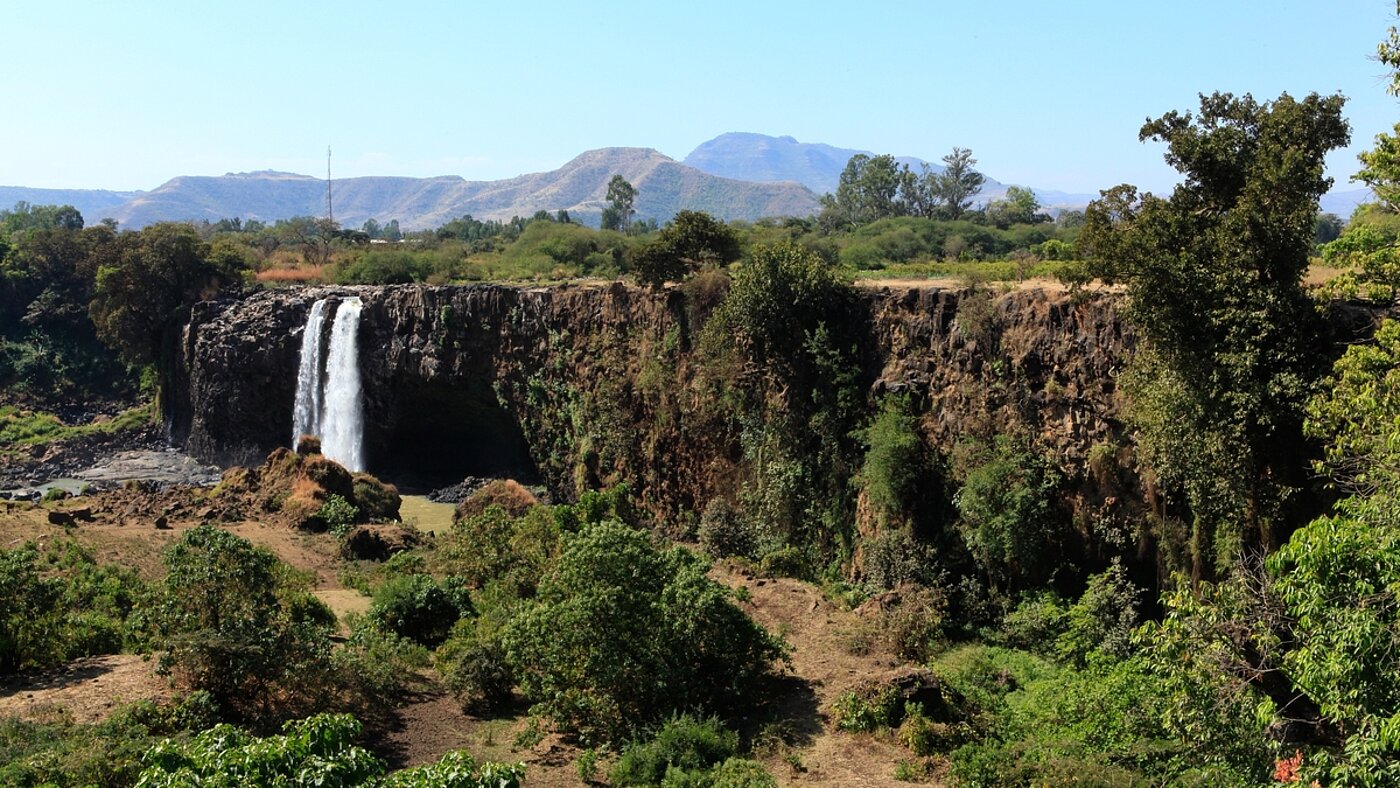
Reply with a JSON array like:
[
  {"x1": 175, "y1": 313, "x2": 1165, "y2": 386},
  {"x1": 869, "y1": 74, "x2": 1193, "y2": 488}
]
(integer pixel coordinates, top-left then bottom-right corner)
[{"x1": 172, "y1": 283, "x2": 1136, "y2": 532}]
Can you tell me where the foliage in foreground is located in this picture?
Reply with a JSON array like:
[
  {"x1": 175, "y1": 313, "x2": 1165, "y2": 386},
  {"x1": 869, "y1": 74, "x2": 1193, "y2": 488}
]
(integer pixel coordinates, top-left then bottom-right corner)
[
  {"x1": 148, "y1": 524, "x2": 338, "y2": 723},
  {"x1": 135, "y1": 712, "x2": 524, "y2": 787},
  {"x1": 609, "y1": 715, "x2": 772, "y2": 787}
]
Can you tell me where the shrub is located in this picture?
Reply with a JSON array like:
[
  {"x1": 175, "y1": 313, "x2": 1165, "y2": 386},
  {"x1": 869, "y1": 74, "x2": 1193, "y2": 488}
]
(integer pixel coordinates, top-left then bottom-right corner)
[
  {"x1": 833, "y1": 686, "x2": 903, "y2": 733},
  {"x1": 1000, "y1": 593, "x2": 1068, "y2": 654},
  {"x1": 334, "y1": 618, "x2": 431, "y2": 704},
  {"x1": 757, "y1": 544, "x2": 816, "y2": 581},
  {"x1": 953, "y1": 435, "x2": 1063, "y2": 591},
  {"x1": 503, "y1": 522, "x2": 785, "y2": 741},
  {"x1": 1055, "y1": 562, "x2": 1141, "y2": 666},
  {"x1": 436, "y1": 621, "x2": 515, "y2": 714},
  {"x1": 315, "y1": 493, "x2": 360, "y2": 535},
  {"x1": 149, "y1": 525, "x2": 336, "y2": 722},
  {"x1": 883, "y1": 586, "x2": 947, "y2": 663},
  {"x1": 610, "y1": 715, "x2": 739, "y2": 786},
  {"x1": 860, "y1": 529, "x2": 936, "y2": 592},
  {"x1": 135, "y1": 713, "x2": 524, "y2": 787},
  {"x1": 686, "y1": 758, "x2": 777, "y2": 788},
  {"x1": 367, "y1": 573, "x2": 473, "y2": 648},
  {"x1": 697, "y1": 499, "x2": 759, "y2": 560}
]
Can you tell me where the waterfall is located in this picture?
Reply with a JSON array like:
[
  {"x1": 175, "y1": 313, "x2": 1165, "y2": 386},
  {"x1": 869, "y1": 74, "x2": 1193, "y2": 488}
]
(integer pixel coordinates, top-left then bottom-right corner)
[
  {"x1": 321, "y1": 297, "x2": 365, "y2": 471},
  {"x1": 291, "y1": 299, "x2": 329, "y2": 447},
  {"x1": 290, "y1": 297, "x2": 365, "y2": 472}
]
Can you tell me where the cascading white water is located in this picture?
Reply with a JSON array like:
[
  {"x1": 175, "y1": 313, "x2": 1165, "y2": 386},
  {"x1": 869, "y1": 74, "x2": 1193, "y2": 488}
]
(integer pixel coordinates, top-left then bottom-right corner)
[
  {"x1": 289, "y1": 296, "x2": 365, "y2": 472},
  {"x1": 291, "y1": 299, "x2": 329, "y2": 447},
  {"x1": 319, "y1": 297, "x2": 365, "y2": 471}
]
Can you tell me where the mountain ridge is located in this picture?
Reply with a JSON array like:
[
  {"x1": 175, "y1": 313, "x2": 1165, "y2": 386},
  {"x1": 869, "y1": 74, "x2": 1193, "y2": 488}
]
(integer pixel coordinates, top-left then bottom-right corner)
[{"x1": 0, "y1": 133, "x2": 1376, "y2": 230}]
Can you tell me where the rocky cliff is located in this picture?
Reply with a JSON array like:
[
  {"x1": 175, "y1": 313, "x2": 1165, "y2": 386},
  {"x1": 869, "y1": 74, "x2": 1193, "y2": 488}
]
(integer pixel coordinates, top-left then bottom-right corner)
[{"x1": 172, "y1": 283, "x2": 1136, "y2": 530}]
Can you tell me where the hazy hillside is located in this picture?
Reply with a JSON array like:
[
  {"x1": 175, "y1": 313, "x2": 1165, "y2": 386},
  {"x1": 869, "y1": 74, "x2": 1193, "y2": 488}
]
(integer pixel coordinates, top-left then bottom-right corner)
[
  {"x1": 0, "y1": 186, "x2": 139, "y2": 224},
  {"x1": 682, "y1": 132, "x2": 1081, "y2": 206},
  {"x1": 91, "y1": 150, "x2": 820, "y2": 230},
  {"x1": 683, "y1": 132, "x2": 949, "y2": 195}
]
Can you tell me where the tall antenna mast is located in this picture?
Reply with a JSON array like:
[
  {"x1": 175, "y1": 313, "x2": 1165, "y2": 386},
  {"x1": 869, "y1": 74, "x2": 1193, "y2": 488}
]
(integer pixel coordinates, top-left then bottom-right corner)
[{"x1": 326, "y1": 145, "x2": 334, "y2": 224}]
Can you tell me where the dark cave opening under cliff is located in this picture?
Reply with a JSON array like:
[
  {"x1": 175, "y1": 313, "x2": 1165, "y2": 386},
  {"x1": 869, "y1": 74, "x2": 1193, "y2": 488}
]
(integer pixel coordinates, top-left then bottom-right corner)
[{"x1": 367, "y1": 379, "x2": 539, "y2": 493}]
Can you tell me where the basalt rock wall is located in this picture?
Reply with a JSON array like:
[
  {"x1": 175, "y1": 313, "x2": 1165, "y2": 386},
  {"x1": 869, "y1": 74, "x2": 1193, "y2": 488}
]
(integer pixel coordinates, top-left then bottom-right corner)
[{"x1": 172, "y1": 283, "x2": 1136, "y2": 523}]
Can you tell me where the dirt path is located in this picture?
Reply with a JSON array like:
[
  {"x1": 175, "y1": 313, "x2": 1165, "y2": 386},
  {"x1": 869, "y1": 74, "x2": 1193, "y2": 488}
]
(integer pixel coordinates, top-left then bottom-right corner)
[{"x1": 713, "y1": 567, "x2": 938, "y2": 787}]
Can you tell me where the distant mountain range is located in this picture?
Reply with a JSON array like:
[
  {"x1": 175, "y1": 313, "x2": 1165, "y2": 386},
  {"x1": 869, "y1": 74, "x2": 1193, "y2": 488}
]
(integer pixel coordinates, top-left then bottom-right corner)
[
  {"x1": 0, "y1": 148, "x2": 818, "y2": 231},
  {"x1": 0, "y1": 133, "x2": 1376, "y2": 230}
]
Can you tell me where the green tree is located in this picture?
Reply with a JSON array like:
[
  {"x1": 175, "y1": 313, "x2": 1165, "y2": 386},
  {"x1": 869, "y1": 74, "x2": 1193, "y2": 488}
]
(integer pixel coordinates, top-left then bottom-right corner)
[
  {"x1": 631, "y1": 210, "x2": 741, "y2": 287},
  {"x1": 1306, "y1": 319, "x2": 1400, "y2": 496},
  {"x1": 984, "y1": 186, "x2": 1048, "y2": 229},
  {"x1": 502, "y1": 521, "x2": 784, "y2": 741},
  {"x1": 150, "y1": 525, "x2": 335, "y2": 722},
  {"x1": 934, "y1": 147, "x2": 985, "y2": 220},
  {"x1": 1080, "y1": 91, "x2": 1350, "y2": 575},
  {"x1": 1314, "y1": 211, "x2": 1344, "y2": 246},
  {"x1": 0, "y1": 202, "x2": 83, "y2": 235},
  {"x1": 953, "y1": 435, "x2": 1063, "y2": 592},
  {"x1": 701, "y1": 242, "x2": 865, "y2": 555},
  {"x1": 818, "y1": 154, "x2": 906, "y2": 229},
  {"x1": 89, "y1": 223, "x2": 246, "y2": 365},
  {"x1": 602, "y1": 174, "x2": 637, "y2": 232}
]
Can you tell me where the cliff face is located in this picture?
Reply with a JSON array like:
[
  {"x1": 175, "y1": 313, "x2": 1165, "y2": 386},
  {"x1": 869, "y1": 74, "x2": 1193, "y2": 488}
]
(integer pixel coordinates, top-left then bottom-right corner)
[{"x1": 173, "y1": 283, "x2": 1136, "y2": 525}]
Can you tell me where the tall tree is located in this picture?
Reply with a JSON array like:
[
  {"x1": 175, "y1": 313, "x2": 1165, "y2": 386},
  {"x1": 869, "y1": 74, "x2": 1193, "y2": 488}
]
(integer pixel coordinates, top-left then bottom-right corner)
[
  {"x1": 1080, "y1": 92, "x2": 1349, "y2": 577},
  {"x1": 602, "y1": 174, "x2": 637, "y2": 232},
  {"x1": 934, "y1": 147, "x2": 985, "y2": 220}
]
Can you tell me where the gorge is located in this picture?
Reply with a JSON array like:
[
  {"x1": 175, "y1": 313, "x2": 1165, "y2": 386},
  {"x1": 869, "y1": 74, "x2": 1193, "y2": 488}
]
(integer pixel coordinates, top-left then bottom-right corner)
[{"x1": 171, "y1": 281, "x2": 1144, "y2": 572}]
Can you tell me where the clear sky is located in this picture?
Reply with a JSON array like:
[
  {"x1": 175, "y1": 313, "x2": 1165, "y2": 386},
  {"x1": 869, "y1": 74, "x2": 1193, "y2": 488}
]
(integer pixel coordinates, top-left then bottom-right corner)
[{"x1": 4, "y1": 0, "x2": 1397, "y2": 196}]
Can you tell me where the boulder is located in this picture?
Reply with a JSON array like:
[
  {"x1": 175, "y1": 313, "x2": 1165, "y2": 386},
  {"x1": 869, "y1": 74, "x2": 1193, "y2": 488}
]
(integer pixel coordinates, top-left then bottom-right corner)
[{"x1": 340, "y1": 523, "x2": 423, "y2": 561}]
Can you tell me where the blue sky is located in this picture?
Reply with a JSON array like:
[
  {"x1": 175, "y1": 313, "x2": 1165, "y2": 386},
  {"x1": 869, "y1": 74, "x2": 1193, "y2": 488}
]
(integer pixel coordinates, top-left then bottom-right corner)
[{"x1": 4, "y1": 0, "x2": 1397, "y2": 196}]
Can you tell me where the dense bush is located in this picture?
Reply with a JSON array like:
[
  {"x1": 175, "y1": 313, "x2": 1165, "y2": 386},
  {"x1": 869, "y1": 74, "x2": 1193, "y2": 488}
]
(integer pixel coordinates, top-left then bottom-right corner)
[
  {"x1": 610, "y1": 715, "x2": 739, "y2": 786},
  {"x1": 333, "y1": 249, "x2": 437, "y2": 284},
  {"x1": 149, "y1": 525, "x2": 337, "y2": 722},
  {"x1": 0, "y1": 540, "x2": 146, "y2": 674},
  {"x1": 503, "y1": 521, "x2": 785, "y2": 741},
  {"x1": 0, "y1": 693, "x2": 216, "y2": 787},
  {"x1": 367, "y1": 573, "x2": 473, "y2": 648},
  {"x1": 953, "y1": 435, "x2": 1063, "y2": 592}
]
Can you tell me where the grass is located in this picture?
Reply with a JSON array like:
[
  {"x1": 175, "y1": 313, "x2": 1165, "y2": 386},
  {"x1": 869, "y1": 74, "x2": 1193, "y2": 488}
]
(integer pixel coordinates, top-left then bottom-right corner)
[
  {"x1": 0, "y1": 403, "x2": 154, "y2": 452},
  {"x1": 255, "y1": 265, "x2": 326, "y2": 284},
  {"x1": 851, "y1": 258, "x2": 1077, "y2": 283}
]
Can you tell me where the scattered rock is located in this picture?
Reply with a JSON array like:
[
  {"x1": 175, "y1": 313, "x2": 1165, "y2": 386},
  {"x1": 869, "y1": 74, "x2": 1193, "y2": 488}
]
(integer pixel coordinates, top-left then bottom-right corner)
[
  {"x1": 154, "y1": 515, "x2": 170, "y2": 529},
  {"x1": 46, "y1": 511, "x2": 75, "y2": 527}
]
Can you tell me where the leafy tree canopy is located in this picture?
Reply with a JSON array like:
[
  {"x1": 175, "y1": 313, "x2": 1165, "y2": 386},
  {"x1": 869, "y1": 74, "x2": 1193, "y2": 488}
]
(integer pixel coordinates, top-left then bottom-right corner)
[{"x1": 1080, "y1": 91, "x2": 1350, "y2": 570}]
